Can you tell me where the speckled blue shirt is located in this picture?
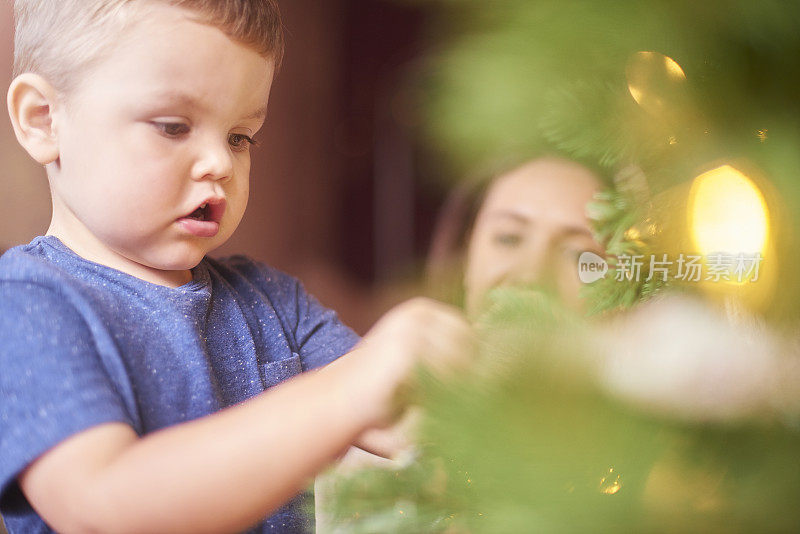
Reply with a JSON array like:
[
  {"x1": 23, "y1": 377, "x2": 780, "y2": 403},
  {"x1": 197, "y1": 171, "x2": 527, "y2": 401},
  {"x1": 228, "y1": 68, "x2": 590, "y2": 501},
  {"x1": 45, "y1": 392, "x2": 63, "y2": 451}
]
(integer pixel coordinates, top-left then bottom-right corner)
[{"x1": 0, "y1": 236, "x2": 360, "y2": 534}]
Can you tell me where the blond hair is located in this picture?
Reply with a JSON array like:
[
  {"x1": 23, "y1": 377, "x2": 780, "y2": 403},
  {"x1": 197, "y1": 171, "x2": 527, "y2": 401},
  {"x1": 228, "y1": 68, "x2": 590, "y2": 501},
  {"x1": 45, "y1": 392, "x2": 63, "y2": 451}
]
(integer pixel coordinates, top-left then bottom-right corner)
[{"x1": 13, "y1": 0, "x2": 284, "y2": 93}]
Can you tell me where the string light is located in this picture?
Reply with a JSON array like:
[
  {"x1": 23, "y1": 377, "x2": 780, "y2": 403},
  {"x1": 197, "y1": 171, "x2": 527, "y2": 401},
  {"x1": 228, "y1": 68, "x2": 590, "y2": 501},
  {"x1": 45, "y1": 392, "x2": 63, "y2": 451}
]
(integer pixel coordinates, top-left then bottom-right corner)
[
  {"x1": 599, "y1": 467, "x2": 623, "y2": 495},
  {"x1": 688, "y1": 165, "x2": 769, "y2": 258},
  {"x1": 626, "y1": 51, "x2": 687, "y2": 116}
]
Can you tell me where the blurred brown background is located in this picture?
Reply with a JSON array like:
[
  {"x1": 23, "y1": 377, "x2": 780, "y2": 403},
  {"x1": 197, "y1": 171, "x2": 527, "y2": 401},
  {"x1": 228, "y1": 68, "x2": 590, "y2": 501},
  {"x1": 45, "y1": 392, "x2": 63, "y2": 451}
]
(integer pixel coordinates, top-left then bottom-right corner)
[{"x1": 0, "y1": 0, "x2": 447, "y2": 335}]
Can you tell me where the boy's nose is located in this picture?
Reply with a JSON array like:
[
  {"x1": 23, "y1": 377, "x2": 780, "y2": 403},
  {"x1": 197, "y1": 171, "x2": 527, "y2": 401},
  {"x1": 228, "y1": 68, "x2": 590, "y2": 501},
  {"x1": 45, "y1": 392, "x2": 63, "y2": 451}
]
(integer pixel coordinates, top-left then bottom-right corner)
[{"x1": 191, "y1": 140, "x2": 234, "y2": 183}]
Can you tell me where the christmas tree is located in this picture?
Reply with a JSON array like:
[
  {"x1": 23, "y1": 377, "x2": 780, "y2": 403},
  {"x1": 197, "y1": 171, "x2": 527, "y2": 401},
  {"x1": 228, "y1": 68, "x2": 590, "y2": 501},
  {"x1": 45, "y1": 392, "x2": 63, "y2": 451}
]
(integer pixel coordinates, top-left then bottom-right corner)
[{"x1": 323, "y1": 1, "x2": 800, "y2": 531}]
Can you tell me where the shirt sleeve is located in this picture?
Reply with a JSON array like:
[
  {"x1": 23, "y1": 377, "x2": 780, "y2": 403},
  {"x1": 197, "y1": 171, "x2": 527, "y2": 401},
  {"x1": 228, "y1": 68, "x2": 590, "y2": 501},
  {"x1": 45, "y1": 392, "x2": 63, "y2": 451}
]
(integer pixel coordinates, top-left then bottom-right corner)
[
  {"x1": 217, "y1": 257, "x2": 361, "y2": 371},
  {"x1": 0, "y1": 282, "x2": 133, "y2": 511},
  {"x1": 289, "y1": 277, "x2": 361, "y2": 370}
]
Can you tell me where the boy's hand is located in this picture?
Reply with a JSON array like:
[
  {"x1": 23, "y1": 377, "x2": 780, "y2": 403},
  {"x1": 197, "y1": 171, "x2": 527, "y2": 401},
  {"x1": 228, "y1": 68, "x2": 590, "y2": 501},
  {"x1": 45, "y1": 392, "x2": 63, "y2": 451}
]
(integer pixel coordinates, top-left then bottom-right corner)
[{"x1": 351, "y1": 297, "x2": 476, "y2": 427}]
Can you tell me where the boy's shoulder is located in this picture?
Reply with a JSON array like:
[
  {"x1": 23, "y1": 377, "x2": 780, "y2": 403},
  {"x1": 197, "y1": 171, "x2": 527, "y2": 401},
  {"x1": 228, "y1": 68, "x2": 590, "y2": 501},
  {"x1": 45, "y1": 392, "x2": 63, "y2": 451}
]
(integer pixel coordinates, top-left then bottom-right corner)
[
  {"x1": 206, "y1": 253, "x2": 293, "y2": 286},
  {"x1": 0, "y1": 238, "x2": 325, "y2": 330},
  {"x1": 204, "y1": 254, "x2": 329, "y2": 331},
  {"x1": 0, "y1": 237, "x2": 344, "y2": 342},
  {"x1": 0, "y1": 236, "x2": 81, "y2": 296},
  {"x1": 204, "y1": 253, "x2": 307, "y2": 301},
  {"x1": 0, "y1": 236, "x2": 60, "y2": 275}
]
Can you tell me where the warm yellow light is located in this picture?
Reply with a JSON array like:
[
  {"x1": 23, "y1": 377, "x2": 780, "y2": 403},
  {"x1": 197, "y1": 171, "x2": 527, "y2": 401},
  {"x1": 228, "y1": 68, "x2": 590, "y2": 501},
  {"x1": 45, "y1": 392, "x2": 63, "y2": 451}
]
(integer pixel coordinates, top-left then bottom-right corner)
[
  {"x1": 688, "y1": 165, "x2": 769, "y2": 256},
  {"x1": 628, "y1": 86, "x2": 644, "y2": 104},
  {"x1": 626, "y1": 51, "x2": 687, "y2": 114},
  {"x1": 663, "y1": 55, "x2": 687, "y2": 81},
  {"x1": 599, "y1": 467, "x2": 622, "y2": 495}
]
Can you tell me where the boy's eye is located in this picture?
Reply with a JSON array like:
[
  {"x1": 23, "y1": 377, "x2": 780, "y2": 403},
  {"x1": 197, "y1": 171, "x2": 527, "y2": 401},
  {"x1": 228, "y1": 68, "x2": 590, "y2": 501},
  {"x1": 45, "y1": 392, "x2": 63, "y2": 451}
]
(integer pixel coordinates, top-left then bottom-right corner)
[
  {"x1": 228, "y1": 133, "x2": 257, "y2": 151},
  {"x1": 154, "y1": 122, "x2": 190, "y2": 137}
]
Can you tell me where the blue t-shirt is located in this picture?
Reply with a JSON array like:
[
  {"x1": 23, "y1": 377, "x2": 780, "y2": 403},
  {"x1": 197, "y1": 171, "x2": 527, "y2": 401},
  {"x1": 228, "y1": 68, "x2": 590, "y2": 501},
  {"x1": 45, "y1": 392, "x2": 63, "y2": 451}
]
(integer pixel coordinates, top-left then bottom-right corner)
[{"x1": 0, "y1": 236, "x2": 360, "y2": 533}]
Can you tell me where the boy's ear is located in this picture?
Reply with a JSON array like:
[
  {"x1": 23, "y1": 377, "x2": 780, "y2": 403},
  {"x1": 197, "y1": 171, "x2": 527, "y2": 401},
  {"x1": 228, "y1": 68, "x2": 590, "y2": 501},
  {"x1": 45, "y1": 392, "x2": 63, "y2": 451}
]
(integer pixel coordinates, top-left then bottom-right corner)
[{"x1": 7, "y1": 73, "x2": 61, "y2": 165}]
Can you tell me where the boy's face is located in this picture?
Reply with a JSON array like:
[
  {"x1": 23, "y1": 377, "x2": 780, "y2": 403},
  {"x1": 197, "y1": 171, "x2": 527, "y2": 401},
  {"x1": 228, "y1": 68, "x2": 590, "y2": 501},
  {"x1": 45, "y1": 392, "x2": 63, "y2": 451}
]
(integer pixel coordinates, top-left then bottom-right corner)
[{"x1": 48, "y1": 4, "x2": 274, "y2": 285}]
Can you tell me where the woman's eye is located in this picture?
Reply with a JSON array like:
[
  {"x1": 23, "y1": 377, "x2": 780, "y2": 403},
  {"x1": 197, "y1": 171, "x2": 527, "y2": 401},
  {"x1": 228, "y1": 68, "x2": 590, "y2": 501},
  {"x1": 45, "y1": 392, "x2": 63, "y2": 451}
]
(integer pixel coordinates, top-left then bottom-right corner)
[
  {"x1": 154, "y1": 122, "x2": 190, "y2": 137},
  {"x1": 229, "y1": 133, "x2": 256, "y2": 150},
  {"x1": 493, "y1": 233, "x2": 522, "y2": 247}
]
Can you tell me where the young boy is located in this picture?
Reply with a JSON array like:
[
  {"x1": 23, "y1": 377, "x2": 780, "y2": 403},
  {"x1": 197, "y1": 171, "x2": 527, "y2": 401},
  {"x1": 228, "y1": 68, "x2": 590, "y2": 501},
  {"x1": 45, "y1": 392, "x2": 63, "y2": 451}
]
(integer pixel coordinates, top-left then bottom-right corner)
[{"x1": 0, "y1": 1, "x2": 473, "y2": 532}]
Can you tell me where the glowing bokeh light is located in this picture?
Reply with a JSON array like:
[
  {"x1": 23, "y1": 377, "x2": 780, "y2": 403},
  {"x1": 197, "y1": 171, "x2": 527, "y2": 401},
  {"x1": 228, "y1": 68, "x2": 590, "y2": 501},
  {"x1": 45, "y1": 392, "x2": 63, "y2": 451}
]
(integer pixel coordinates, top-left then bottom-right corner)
[
  {"x1": 626, "y1": 51, "x2": 687, "y2": 115},
  {"x1": 688, "y1": 165, "x2": 769, "y2": 257},
  {"x1": 599, "y1": 467, "x2": 622, "y2": 495},
  {"x1": 663, "y1": 55, "x2": 687, "y2": 80}
]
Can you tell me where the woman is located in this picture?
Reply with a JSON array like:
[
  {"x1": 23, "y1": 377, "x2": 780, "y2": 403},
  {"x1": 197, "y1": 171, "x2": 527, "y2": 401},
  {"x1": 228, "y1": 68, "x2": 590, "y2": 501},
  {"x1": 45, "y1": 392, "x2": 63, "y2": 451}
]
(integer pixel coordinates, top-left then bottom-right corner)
[{"x1": 427, "y1": 156, "x2": 605, "y2": 316}]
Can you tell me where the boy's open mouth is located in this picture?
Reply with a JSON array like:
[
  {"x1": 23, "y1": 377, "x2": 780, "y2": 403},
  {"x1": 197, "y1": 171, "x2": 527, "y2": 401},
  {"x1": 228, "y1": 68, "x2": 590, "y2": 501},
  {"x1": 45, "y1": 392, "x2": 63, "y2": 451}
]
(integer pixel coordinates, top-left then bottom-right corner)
[
  {"x1": 182, "y1": 197, "x2": 226, "y2": 223},
  {"x1": 187, "y1": 203, "x2": 210, "y2": 221},
  {"x1": 177, "y1": 197, "x2": 226, "y2": 238}
]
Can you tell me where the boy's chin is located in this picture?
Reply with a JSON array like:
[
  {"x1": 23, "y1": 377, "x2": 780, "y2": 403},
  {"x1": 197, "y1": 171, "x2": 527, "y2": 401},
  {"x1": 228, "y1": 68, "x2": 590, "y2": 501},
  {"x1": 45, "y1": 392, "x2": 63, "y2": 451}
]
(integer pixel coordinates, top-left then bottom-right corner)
[
  {"x1": 158, "y1": 253, "x2": 207, "y2": 272},
  {"x1": 140, "y1": 246, "x2": 211, "y2": 273}
]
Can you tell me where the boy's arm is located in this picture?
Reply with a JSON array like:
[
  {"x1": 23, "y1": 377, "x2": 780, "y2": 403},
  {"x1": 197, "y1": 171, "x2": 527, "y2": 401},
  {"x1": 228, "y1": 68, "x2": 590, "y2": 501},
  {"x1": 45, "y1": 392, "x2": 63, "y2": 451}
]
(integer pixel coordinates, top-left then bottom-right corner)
[
  {"x1": 19, "y1": 298, "x2": 473, "y2": 534},
  {"x1": 21, "y1": 349, "x2": 376, "y2": 534}
]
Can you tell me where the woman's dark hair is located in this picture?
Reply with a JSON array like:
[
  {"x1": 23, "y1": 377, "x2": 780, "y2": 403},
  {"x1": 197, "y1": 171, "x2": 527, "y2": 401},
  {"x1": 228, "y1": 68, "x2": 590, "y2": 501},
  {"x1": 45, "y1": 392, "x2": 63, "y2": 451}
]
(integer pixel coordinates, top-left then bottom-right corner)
[{"x1": 425, "y1": 176, "x2": 490, "y2": 307}]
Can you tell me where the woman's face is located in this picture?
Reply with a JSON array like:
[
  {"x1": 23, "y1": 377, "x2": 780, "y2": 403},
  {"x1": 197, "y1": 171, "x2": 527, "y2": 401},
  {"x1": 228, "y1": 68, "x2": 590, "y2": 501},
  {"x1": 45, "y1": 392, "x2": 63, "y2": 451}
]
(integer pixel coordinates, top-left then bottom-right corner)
[{"x1": 464, "y1": 158, "x2": 603, "y2": 316}]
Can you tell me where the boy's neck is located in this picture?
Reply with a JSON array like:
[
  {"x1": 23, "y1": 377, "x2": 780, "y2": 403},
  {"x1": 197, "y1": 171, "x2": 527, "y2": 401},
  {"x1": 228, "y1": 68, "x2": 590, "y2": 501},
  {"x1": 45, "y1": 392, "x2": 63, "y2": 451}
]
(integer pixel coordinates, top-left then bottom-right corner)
[{"x1": 47, "y1": 208, "x2": 193, "y2": 288}]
